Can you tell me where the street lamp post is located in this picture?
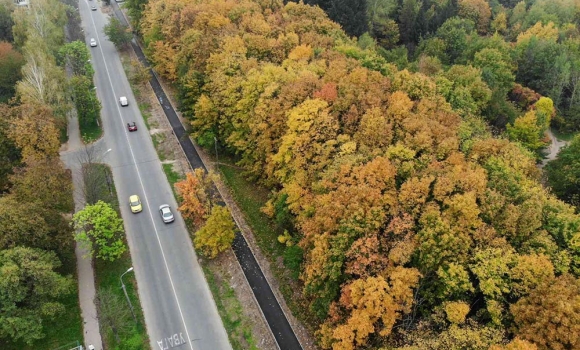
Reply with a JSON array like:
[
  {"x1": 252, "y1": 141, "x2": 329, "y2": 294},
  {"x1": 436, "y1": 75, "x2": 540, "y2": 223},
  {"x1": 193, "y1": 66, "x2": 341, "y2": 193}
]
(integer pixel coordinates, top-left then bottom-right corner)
[
  {"x1": 120, "y1": 267, "x2": 137, "y2": 323},
  {"x1": 214, "y1": 136, "x2": 219, "y2": 168}
]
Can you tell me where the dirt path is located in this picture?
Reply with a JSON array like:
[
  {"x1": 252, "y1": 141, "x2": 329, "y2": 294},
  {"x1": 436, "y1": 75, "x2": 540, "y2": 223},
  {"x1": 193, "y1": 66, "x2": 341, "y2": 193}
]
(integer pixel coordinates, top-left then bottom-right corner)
[{"x1": 541, "y1": 128, "x2": 569, "y2": 167}]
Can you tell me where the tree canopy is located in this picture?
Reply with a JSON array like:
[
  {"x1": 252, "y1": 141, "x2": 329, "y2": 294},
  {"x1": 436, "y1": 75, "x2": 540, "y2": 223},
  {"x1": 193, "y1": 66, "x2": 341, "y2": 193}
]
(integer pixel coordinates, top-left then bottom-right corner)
[
  {"x1": 133, "y1": 0, "x2": 580, "y2": 348},
  {"x1": 0, "y1": 247, "x2": 73, "y2": 344},
  {"x1": 0, "y1": 0, "x2": 78, "y2": 345},
  {"x1": 72, "y1": 200, "x2": 126, "y2": 262},
  {"x1": 103, "y1": 17, "x2": 133, "y2": 49},
  {"x1": 193, "y1": 205, "x2": 236, "y2": 259}
]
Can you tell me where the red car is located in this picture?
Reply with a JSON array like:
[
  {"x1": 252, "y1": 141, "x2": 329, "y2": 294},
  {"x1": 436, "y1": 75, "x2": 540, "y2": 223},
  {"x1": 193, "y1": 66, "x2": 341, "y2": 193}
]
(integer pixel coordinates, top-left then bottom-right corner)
[{"x1": 127, "y1": 122, "x2": 137, "y2": 132}]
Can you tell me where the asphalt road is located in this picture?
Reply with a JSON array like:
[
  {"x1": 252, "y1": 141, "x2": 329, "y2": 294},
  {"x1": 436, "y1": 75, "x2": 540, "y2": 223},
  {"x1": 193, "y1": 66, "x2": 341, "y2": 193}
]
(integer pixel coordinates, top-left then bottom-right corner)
[
  {"x1": 108, "y1": 3, "x2": 304, "y2": 349},
  {"x1": 79, "y1": 2, "x2": 232, "y2": 349}
]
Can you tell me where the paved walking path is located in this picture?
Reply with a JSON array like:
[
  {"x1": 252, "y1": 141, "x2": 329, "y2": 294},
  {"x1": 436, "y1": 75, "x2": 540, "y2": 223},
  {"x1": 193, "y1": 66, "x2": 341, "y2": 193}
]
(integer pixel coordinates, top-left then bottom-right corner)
[{"x1": 60, "y1": 112, "x2": 103, "y2": 350}]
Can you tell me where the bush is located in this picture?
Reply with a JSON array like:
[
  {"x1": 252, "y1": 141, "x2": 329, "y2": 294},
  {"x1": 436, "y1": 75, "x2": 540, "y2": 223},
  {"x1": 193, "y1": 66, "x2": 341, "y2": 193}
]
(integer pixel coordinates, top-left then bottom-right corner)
[{"x1": 283, "y1": 245, "x2": 303, "y2": 280}]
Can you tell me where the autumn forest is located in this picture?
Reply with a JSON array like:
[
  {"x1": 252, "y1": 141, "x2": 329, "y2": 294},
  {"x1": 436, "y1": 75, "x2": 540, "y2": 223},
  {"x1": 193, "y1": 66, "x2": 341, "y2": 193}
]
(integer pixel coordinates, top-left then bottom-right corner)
[
  {"x1": 122, "y1": 0, "x2": 580, "y2": 348},
  {"x1": 0, "y1": 0, "x2": 579, "y2": 348}
]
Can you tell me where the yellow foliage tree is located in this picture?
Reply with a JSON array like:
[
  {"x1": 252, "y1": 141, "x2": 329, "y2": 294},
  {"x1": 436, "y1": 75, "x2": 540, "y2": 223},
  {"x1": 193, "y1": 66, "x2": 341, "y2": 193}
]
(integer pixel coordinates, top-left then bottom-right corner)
[
  {"x1": 273, "y1": 98, "x2": 339, "y2": 186},
  {"x1": 401, "y1": 321, "x2": 505, "y2": 349},
  {"x1": 489, "y1": 338, "x2": 538, "y2": 350},
  {"x1": 193, "y1": 205, "x2": 235, "y2": 259},
  {"x1": 288, "y1": 44, "x2": 313, "y2": 61},
  {"x1": 322, "y1": 267, "x2": 421, "y2": 350},
  {"x1": 8, "y1": 104, "x2": 60, "y2": 162},
  {"x1": 354, "y1": 107, "x2": 393, "y2": 154},
  {"x1": 444, "y1": 301, "x2": 470, "y2": 324},
  {"x1": 516, "y1": 22, "x2": 559, "y2": 43},
  {"x1": 491, "y1": 11, "x2": 508, "y2": 35},
  {"x1": 534, "y1": 96, "x2": 554, "y2": 131},
  {"x1": 509, "y1": 253, "x2": 554, "y2": 297},
  {"x1": 506, "y1": 111, "x2": 545, "y2": 152}
]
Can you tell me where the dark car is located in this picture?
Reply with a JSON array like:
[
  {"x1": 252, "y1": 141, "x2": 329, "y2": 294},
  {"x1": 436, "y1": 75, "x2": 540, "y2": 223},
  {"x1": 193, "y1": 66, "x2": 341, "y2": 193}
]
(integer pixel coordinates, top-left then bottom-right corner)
[{"x1": 127, "y1": 122, "x2": 137, "y2": 132}]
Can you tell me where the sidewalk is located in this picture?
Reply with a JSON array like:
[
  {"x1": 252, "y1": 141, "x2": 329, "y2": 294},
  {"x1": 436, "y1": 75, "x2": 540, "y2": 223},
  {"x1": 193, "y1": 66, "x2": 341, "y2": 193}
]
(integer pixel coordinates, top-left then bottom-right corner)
[{"x1": 60, "y1": 112, "x2": 103, "y2": 350}]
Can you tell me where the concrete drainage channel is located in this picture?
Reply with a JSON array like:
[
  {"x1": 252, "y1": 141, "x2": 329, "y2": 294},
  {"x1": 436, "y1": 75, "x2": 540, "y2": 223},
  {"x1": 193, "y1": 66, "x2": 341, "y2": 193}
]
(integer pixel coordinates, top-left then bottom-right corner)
[{"x1": 110, "y1": 3, "x2": 304, "y2": 350}]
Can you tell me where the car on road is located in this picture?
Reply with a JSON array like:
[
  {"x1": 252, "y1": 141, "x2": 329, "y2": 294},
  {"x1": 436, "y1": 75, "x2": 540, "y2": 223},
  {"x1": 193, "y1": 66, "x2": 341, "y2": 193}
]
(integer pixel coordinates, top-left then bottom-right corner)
[
  {"x1": 119, "y1": 96, "x2": 128, "y2": 106},
  {"x1": 159, "y1": 204, "x2": 174, "y2": 223},
  {"x1": 91, "y1": 5, "x2": 97, "y2": 10},
  {"x1": 127, "y1": 122, "x2": 137, "y2": 132},
  {"x1": 89, "y1": 38, "x2": 97, "y2": 47},
  {"x1": 130, "y1": 195, "x2": 142, "y2": 213}
]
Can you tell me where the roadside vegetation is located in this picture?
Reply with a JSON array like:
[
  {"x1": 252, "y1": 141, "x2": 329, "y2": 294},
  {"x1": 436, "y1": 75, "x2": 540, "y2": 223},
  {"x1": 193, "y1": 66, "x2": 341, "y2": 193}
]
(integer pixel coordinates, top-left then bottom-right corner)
[
  {"x1": 119, "y1": 44, "x2": 260, "y2": 349},
  {"x1": 0, "y1": 0, "x2": 82, "y2": 347},
  {"x1": 58, "y1": 41, "x2": 101, "y2": 142},
  {"x1": 0, "y1": 0, "x2": 137, "y2": 347},
  {"x1": 78, "y1": 156, "x2": 149, "y2": 350},
  {"x1": 202, "y1": 264, "x2": 260, "y2": 350},
  {"x1": 218, "y1": 162, "x2": 312, "y2": 323},
  {"x1": 123, "y1": 0, "x2": 580, "y2": 348}
]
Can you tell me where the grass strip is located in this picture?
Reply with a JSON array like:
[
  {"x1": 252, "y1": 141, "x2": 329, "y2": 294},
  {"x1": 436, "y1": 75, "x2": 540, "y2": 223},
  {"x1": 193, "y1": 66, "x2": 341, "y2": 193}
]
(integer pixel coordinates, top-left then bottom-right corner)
[
  {"x1": 201, "y1": 263, "x2": 259, "y2": 350},
  {"x1": 80, "y1": 120, "x2": 103, "y2": 143},
  {"x1": 218, "y1": 164, "x2": 284, "y2": 259},
  {"x1": 87, "y1": 163, "x2": 150, "y2": 350},
  {"x1": 218, "y1": 161, "x2": 316, "y2": 326}
]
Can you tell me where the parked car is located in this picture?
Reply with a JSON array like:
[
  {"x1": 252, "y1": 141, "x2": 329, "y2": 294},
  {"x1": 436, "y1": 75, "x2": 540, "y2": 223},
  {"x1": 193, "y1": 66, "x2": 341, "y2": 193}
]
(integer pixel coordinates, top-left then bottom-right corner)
[
  {"x1": 119, "y1": 96, "x2": 128, "y2": 106},
  {"x1": 90, "y1": 38, "x2": 97, "y2": 47},
  {"x1": 129, "y1": 195, "x2": 142, "y2": 213},
  {"x1": 159, "y1": 204, "x2": 174, "y2": 223},
  {"x1": 127, "y1": 122, "x2": 137, "y2": 132}
]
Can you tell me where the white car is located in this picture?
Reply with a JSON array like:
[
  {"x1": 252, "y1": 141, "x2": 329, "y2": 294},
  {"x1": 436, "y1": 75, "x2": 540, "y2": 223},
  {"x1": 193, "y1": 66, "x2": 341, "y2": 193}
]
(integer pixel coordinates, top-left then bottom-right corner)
[
  {"x1": 159, "y1": 204, "x2": 174, "y2": 223},
  {"x1": 119, "y1": 96, "x2": 128, "y2": 106},
  {"x1": 89, "y1": 38, "x2": 97, "y2": 47}
]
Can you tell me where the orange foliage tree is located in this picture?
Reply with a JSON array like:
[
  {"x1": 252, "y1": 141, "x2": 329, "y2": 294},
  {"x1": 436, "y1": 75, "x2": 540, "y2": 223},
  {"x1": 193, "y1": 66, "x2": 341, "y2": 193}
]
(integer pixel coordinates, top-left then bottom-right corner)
[
  {"x1": 511, "y1": 274, "x2": 580, "y2": 350},
  {"x1": 175, "y1": 168, "x2": 212, "y2": 227}
]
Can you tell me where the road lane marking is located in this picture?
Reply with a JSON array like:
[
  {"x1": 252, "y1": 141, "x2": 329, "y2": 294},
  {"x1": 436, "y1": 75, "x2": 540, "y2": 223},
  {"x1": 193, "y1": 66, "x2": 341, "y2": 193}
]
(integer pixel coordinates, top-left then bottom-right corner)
[
  {"x1": 157, "y1": 332, "x2": 187, "y2": 349},
  {"x1": 86, "y1": 6, "x2": 196, "y2": 350}
]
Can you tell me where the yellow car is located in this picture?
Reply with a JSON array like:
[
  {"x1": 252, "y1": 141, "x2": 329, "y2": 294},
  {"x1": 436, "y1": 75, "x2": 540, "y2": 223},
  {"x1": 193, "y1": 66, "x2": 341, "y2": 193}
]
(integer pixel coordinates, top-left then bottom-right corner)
[{"x1": 129, "y1": 195, "x2": 142, "y2": 213}]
